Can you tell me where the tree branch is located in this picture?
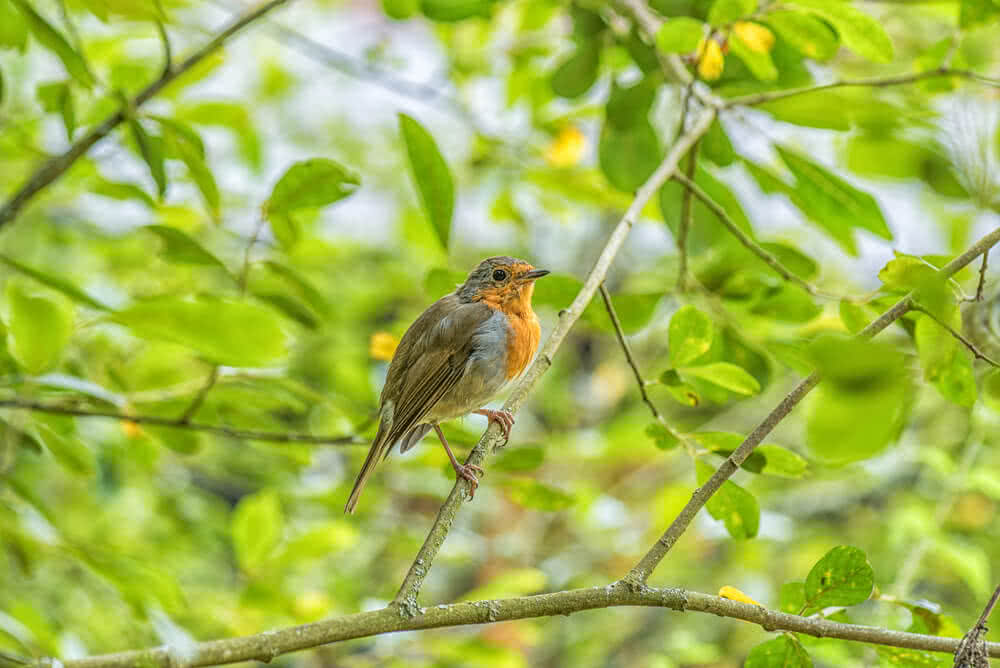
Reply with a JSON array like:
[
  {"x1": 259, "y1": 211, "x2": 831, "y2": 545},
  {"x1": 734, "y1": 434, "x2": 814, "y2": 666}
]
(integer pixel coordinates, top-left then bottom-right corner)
[
  {"x1": 623, "y1": 225, "x2": 1000, "y2": 586},
  {"x1": 41, "y1": 584, "x2": 1000, "y2": 668},
  {"x1": 676, "y1": 140, "x2": 698, "y2": 292},
  {"x1": 0, "y1": 0, "x2": 294, "y2": 229},
  {"x1": 0, "y1": 397, "x2": 362, "y2": 445},
  {"x1": 915, "y1": 307, "x2": 1000, "y2": 367},
  {"x1": 390, "y1": 108, "x2": 719, "y2": 612},
  {"x1": 725, "y1": 68, "x2": 1000, "y2": 107},
  {"x1": 671, "y1": 170, "x2": 824, "y2": 297}
]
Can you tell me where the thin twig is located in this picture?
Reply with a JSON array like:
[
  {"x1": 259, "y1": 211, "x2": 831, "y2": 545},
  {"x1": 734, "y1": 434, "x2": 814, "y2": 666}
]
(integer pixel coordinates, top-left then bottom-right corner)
[
  {"x1": 622, "y1": 224, "x2": 1000, "y2": 587},
  {"x1": 177, "y1": 365, "x2": 219, "y2": 423},
  {"x1": 0, "y1": 397, "x2": 362, "y2": 445},
  {"x1": 975, "y1": 250, "x2": 988, "y2": 302},
  {"x1": 39, "y1": 585, "x2": 1000, "y2": 668},
  {"x1": 725, "y1": 68, "x2": 1000, "y2": 107},
  {"x1": 915, "y1": 307, "x2": 1000, "y2": 367},
  {"x1": 953, "y1": 585, "x2": 1000, "y2": 667},
  {"x1": 155, "y1": 23, "x2": 172, "y2": 78},
  {"x1": 676, "y1": 140, "x2": 698, "y2": 292},
  {"x1": 671, "y1": 171, "x2": 826, "y2": 297},
  {"x1": 599, "y1": 284, "x2": 696, "y2": 455},
  {"x1": 389, "y1": 108, "x2": 718, "y2": 612},
  {"x1": 0, "y1": 0, "x2": 294, "y2": 229}
]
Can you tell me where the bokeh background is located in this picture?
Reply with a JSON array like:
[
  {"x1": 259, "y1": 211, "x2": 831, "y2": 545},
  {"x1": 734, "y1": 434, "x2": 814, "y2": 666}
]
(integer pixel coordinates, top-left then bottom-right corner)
[{"x1": 1, "y1": 0, "x2": 1000, "y2": 666}]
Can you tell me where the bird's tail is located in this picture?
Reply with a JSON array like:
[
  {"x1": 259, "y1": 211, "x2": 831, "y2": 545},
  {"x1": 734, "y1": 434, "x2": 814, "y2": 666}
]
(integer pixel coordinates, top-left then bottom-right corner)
[{"x1": 344, "y1": 414, "x2": 393, "y2": 514}]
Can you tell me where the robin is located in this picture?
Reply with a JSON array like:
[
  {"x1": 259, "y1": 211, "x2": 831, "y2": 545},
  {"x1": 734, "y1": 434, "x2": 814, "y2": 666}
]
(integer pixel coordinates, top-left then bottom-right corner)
[{"x1": 344, "y1": 256, "x2": 549, "y2": 514}]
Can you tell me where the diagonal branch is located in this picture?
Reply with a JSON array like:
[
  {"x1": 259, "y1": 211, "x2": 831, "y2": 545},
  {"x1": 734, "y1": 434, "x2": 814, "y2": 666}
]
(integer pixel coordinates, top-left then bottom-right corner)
[
  {"x1": 671, "y1": 171, "x2": 825, "y2": 297},
  {"x1": 0, "y1": 0, "x2": 294, "y2": 229},
  {"x1": 623, "y1": 225, "x2": 1000, "y2": 586},
  {"x1": 725, "y1": 68, "x2": 1000, "y2": 108},
  {"x1": 915, "y1": 307, "x2": 1000, "y2": 367},
  {"x1": 0, "y1": 397, "x2": 362, "y2": 445},
  {"x1": 390, "y1": 108, "x2": 719, "y2": 612},
  {"x1": 45, "y1": 584, "x2": 1000, "y2": 668}
]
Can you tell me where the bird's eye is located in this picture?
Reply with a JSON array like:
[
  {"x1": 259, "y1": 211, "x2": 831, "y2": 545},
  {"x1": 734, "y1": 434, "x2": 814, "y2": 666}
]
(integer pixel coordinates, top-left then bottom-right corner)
[{"x1": 492, "y1": 269, "x2": 508, "y2": 281}]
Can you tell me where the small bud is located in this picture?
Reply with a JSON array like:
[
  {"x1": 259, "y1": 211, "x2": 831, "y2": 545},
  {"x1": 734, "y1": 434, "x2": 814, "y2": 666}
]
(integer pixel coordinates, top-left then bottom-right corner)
[
  {"x1": 696, "y1": 38, "x2": 725, "y2": 80},
  {"x1": 543, "y1": 124, "x2": 587, "y2": 167}
]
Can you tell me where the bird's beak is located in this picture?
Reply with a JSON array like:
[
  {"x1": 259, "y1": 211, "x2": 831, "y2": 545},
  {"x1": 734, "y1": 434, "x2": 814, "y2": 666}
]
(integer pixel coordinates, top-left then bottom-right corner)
[{"x1": 520, "y1": 269, "x2": 550, "y2": 282}]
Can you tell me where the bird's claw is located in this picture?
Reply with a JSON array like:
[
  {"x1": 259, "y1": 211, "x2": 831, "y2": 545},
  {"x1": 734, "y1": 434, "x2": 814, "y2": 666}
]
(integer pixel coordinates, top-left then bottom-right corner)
[
  {"x1": 476, "y1": 408, "x2": 515, "y2": 444},
  {"x1": 455, "y1": 464, "x2": 484, "y2": 498}
]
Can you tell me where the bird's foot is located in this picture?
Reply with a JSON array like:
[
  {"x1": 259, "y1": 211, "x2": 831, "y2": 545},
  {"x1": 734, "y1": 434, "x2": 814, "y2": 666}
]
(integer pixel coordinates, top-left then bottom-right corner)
[
  {"x1": 453, "y1": 463, "x2": 484, "y2": 498},
  {"x1": 474, "y1": 408, "x2": 515, "y2": 444}
]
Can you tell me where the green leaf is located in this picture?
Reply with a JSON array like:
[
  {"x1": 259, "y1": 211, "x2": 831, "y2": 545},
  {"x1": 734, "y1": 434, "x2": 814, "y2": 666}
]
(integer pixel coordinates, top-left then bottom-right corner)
[
  {"x1": 696, "y1": 459, "x2": 759, "y2": 539},
  {"x1": 681, "y1": 362, "x2": 760, "y2": 395},
  {"x1": 128, "y1": 119, "x2": 167, "y2": 199},
  {"x1": 914, "y1": 314, "x2": 976, "y2": 407},
  {"x1": 11, "y1": 0, "x2": 94, "y2": 87},
  {"x1": 0, "y1": 0, "x2": 28, "y2": 51},
  {"x1": 785, "y1": 0, "x2": 893, "y2": 63},
  {"x1": 729, "y1": 31, "x2": 778, "y2": 81},
  {"x1": 669, "y1": 305, "x2": 715, "y2": 366},
  {"x1": 424, "y1": 267, "x2": 466, "y2": 298},
  {"x1": 144, "y1": 226, "x2": 229, "y2": 272},
  {"x1": 231, "y1": 490, "x2": 283, "y2": 572},
  {"x1": 113, "y1": 296, "x2": 289, "y2": 367},
  {"x1": 177, "y1": 101, "x2": 262, "y2": 169},
  {"x1": 158, "y1": 120, "x2": 219, "y2": 217},
  {"x1": 504, "y1": 478, "x2": 574, "y2": 511},
  {"x1": 3, "y1": 281, "x2": 74, "y2": 374},
  {"x1": 878, "y1": 254, "x2": 954, "y2": 322},
  {"x1": 599, "y1": 119, "x2": 660, "y2": 192},
  {"x1": 382, "y1": 0, "x2": 419, "y2": 19},
  {"x1": 708, "y1": 0, "x2": 756, "y2": 25},
  {"x1": 0, "y1": 254, "x2": 109, "y2": 310},
  {"x1": 658, "y1": 369, "x2": 703, "y2": 407},
  {"x1": 655, "y1": 17, "x2": 704, "y2": 53},
  {"x1": 646, "y1": 423, "x2": 680, "y2": 451},
  {"x1": 398, "y1": 114, "x2": 454, "y2": 249},
  {"x1": 420, "y1": 0, "x2": 494, "y2": 21},
  {"x1": 804, "y1": 545, "x2": 875, "y2": 609},
  {"x1": 550, "y1": 42, "x2": 600, "y2": 97},
  {"x1": 493, "y1": 446, "x2": 545, "y2": 472},
  {"x1": 702, "y1": 119, "x2": 735, "y2": 166},
  {"x1": 745, "y1": 634, "x2": 812, "y2": 667},
  {"x1": 606, "y1": 78, "x2": 656, "y2": 129},
  {"x1": 91, "y1": 176, "x2": 156, "y2": 209},
  {"x1": 779, "y1": 581, "x2": 806, "y2": 614},
  {"x1": 266, "y1": 158, "x2": 359, "y2": 216},
  {"x1": 806, "y1": 380, "x2": 908, "y2": 464},
  {"x1": 765, "y1": 10, "x2": 839, "y2": 61},
  {"x1": 36, "y1": 81, "x2": 74, "y2": 140},
  {"x1": 31, "y1": 418, "x2": 94, "y2": 475},
  {"x1": 756, "y1": 445, "x2": 808, "y2": 478}
]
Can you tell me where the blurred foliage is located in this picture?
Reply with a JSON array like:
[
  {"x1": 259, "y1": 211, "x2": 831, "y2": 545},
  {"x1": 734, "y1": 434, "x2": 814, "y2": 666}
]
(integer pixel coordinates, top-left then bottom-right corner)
[{"x1": 1, "y1": 0, "x2": 1000, "y2": 666}]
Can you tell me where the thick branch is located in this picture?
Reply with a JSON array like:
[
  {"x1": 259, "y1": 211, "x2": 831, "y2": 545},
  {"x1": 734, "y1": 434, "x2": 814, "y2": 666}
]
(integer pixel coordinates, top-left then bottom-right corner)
[
  {"x1": 45, "y1": 584, "x2": 1000, "y2": 668},
  {"x1": 726, "y1": 68, "x2": 1000, "y2": 107},
  {"x1": 0, "y1": 397, "x2": 361, "y2": 445},
  {"x1": 390, "y1": 108, "x2": 719, "y2": 611},
  {"x1": 0, "y1": 0, "x2": 293, "y2": 229},
  {"x1": 624, "y1": 225, "x2": 1000, "y2": 585}
]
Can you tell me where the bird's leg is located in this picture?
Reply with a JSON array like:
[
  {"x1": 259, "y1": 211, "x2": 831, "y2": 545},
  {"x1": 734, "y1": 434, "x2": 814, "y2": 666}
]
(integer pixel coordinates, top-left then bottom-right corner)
[
  {"x1": 473, "y1": 408, "x2": 515, "y2": 443},
  {"x1": 433, "y1": 424, "x2": 484, "y2": 498}
]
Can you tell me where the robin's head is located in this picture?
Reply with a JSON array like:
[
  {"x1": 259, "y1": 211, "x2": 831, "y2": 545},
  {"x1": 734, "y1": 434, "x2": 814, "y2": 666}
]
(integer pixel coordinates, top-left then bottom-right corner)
[{"x1": 457, "y1": 256, "x2": 549, "y2": 311}]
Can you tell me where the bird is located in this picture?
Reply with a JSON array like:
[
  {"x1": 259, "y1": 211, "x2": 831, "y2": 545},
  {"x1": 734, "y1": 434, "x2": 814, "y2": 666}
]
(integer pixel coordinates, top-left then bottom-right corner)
[{"x1": 344, "y1": 256, "x2": 549, "y2": 514}]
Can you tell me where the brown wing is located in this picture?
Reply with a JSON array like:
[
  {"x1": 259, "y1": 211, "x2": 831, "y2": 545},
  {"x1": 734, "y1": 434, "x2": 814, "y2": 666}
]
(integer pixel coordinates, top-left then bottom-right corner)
[{"x1": 344, "y1": 296, "x2": 493, "y2": 513}]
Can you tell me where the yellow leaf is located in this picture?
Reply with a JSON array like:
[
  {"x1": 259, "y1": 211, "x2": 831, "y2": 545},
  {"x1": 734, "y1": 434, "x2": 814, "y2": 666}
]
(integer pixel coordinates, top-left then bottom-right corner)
[
  {"x1": 121, "y1": 420, "x2": 143, "y2": 439},
  {"x1": 732, "y1": 21, "x2": 775, "y2": 53},
  {"x1": 719, "y1": 585, "x2": 761, "y2": 606},
  {"x1": 369, "y1": 332, "x2": 399, "y2": 361},
  {"x1": 696, "y1": 38, "x2": 725, "y2": 80},
  {"x1": 543, "y1": 124, "x2": 587, "y2": 167}
]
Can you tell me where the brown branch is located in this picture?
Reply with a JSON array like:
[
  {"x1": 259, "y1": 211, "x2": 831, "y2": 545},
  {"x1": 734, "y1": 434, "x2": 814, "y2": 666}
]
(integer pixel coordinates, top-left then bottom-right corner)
[
  {"x1": 390, "y1": 108, "x2": 719, "y2": 612},
  {"x1": 671, "y1": 171, "x2": 824, "y2": 297},
  {"x1": 975, "y1": 250, "x2": 989, "y2": 302},
  {"x1": 953, "y1": 585, "x2": 1000, "y2": 667},
  {"x1": 725, "y1": 68, "x2": 1000, "y2": 108},
  {"x1": 41, "y1": 584, "x2": 1000, "y2": 668},
  {"x1": 623, "y1": 225, "x2": 1000, "y2": 586},
  {"x1": 0, "y1": 397, "x2": 362, "y2": 445},
  {"x1": 676, "y1": 140, "x2": 698, "y2": 292},
  {"x1": 598, "y1": 284, "x2": 695, "y2": 454},
  {"x1": 0, "y1": 0, "x2": 294, "y2": 229},
  {"x1": 915, "y1": 307, "x2": 1000, "y2": 367}
]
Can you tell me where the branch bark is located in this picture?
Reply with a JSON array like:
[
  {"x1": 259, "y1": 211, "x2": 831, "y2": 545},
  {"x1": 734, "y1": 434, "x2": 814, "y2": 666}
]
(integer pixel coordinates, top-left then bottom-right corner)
[
  {"x1": 0, "y1": 0, "x2": 293, "y2": 229},
  {"x1": 44, "y1": 584, "x2": 1000, "y2": 668},
  {"x1": 623, "y1": 225, "x2": 1000, "y2": 586},
  {"x1": 390, "y1": 108, "x2": 718, "y2": 611},
  {"x1": 0, "y1": 397, "x2": 361, "y2": 445}
]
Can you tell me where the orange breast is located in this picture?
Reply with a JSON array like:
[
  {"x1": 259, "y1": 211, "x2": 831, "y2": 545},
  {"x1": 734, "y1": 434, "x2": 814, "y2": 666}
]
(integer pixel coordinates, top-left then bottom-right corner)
[{"x1": 504, "y1": 309, "x2": 541, "y2": 380}]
